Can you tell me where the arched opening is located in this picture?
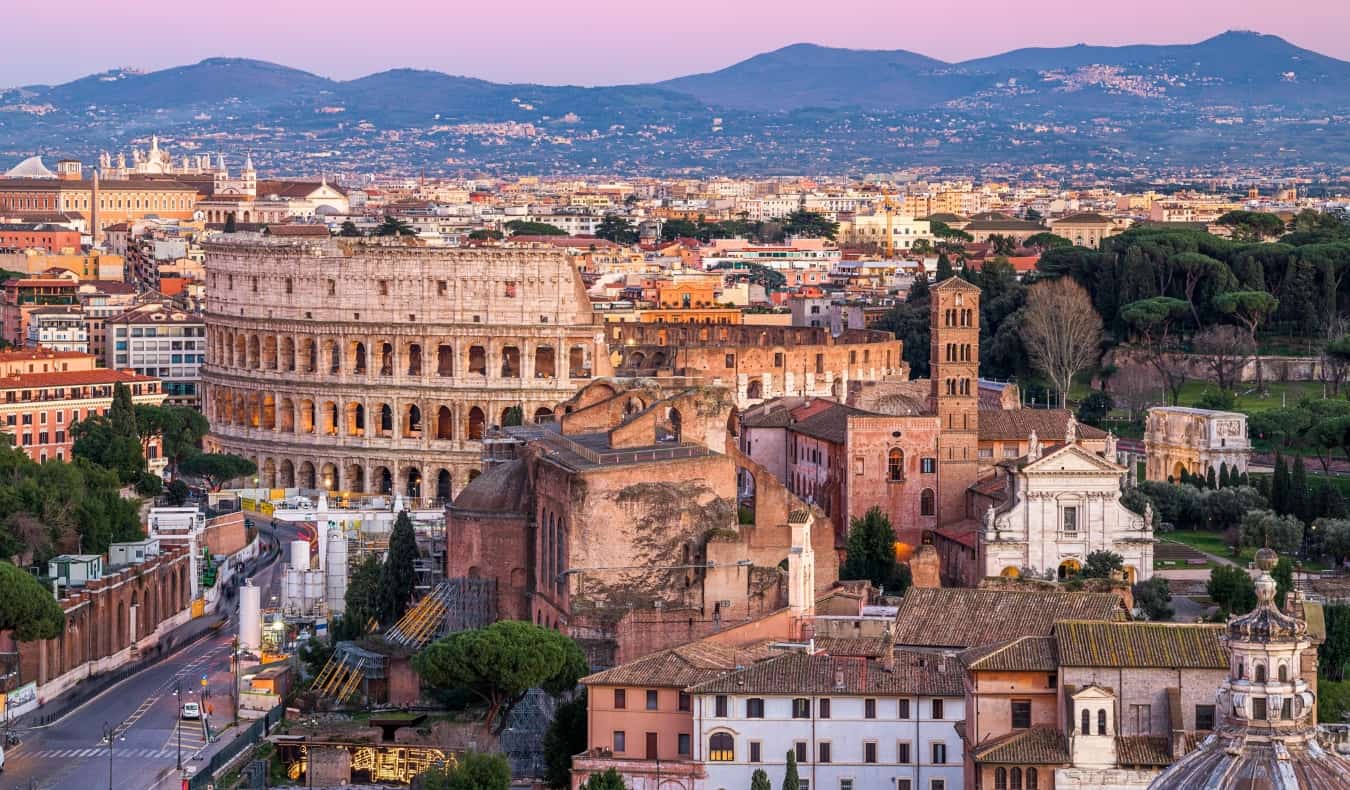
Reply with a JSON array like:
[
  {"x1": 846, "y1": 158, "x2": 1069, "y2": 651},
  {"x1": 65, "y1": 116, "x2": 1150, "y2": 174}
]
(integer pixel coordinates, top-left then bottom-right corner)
[
  {"x1": 405, "y1": 467, "x2": 422, "y2": 499},
  {"x1": 279, "y1": 460, "x2": 295, "y2": 487},
  {"x1": 535, "y1": 346, "x2": 555, "y2": 378},
  {"x1": 301, "y1": 338, "x2": 317, "y2": 373},
  {"x1": 345, "y1": 464, "x2": 365, "y2": 493},
  {"x1": 320, "y1": 463, "x2": 338, "y2": 492},
  {"x1": 298, "y1": 461, "x2": 316, "y2": 489},
  {"x1": 501, "y1": 346, "x2": 520, "y2": 378},
  {"x1": 351, "y1": 341, "x2": 367, "y2": 374},
  {"x1": 569, "y1": 346, "x2": 589, "y2": 378},
  {"x1": 1097, "y1": 709, "x2": 1107, "y2": 735},
  {"x1": 920, "y1": 488, "x2": 936, "y2": 517},
  {"x1": 888, "y1": 448, "x2": 905, "y2": 482},
  {"x1": 746, "y1": 379, "x2": 763, "y2": 400},
  {"x1": 263, "y1": 458, "x2": 277, "y2": 488},
  {"x1": 738, "y1": 467, "x2": 757, "y2": 524},
  {"x1": 374, "y1": 466, "x2": 393, "y2": 495},
  {"x1": 995, "y1": 768, "x2": 1007, "y2": 790},
  {"x1": 533, "y1": 406, "x2": 554, "y2": 424},
  {"x1": 380, "y1": 342, "x2": 394, "y2": 376},
  {"x1": 263, "y1": 336, "x2": 278, "y2": 369},
  {"x1": 378, "y1": 403, "x2": 393, "y2": 437},
  {"x1": 346, "y1": 402, "x2": 365, "y2": 436},
  {"x1": 1010, "y1": 768, "x2": 1022, "y2": 790},
  {"x1": 436, "y1": 406, "x2": 453, "y2": 440},
  {"x1": 627, "y1": 351, "x2": 646, "y2": 369},
  {"x1": 117, "y1": 601, "x2": 126, "y2": 651},
  {"x1": 708, "y1": 733, "x2": 734, "y2": 762},
  {"x1": 1081, "y1": 709, "x2": 1090, "y2": 735},
  {"x1": 1278, "y1": 664, "x2": 1288, "y2": 682},
  {"x1": 465, "y1": 345, "x2": 486, "y2": 375},
  {"x1": 1058, "y1": 558, "x2": 1082, "y2": 580},
  {"x1": 658, "y1": 406, "x2": 681, "y2": 443},
  {"x1": 1124, "y1": 565, "x2": 1138, "y2": 585},
  {"x1": 650, "y1": 350, "x2": 667, "y2": 368},
  {"x1": 436, "y1": 469, "x2": 452, "y2": 503},
  {"x1": 325, "y1": 340, "x2": 340, "y2": 375},
  {"x1": 279, "y1": 398, "x2": 295, "y2": 432},
  {"x1": 232, "y1": 335, "x2": 244, "y2": 367},
  {"x1": 624, "y1": 396, "x2": 646, "y2": 417},
  {"x1": 468, "y1": 407, "x2": 485, "y2": 440},
  {"x1": 261, "y1": 394, "x2": 276, "y2": 430},
  {"x1": 1027, "y1": 768, "x2": 1038, "y2": 790},
  {"x1": 407, "y1": 343, "x2": 422, "y2": 376},
  {"x1": 1255, "y1": 663, "x2": 1267, "y2": 683},
  {"x1": 1172, "y1": 461, "x2": 1188, "y2": 481},
  {"x1": 299, "y1": 400, "x2": 315, "y2": 433},
  {"x1": 404, "y1": 404, "x2": 422, "y2": 438},
  {"x1": 437, "y1": 345, "x2": 453, "y2": 377},
  {"x1": 247, "y1": 335, "x2": 260, "y2": 369},
  {"x1": 322, "y1": 401, "x2": 338, "y2": 435},
  {"x1": 1000, "y1": 566, "x2": 1021, "y2": 578},
  {"x1": 281, "y1": 337, "x2": 295, "y2": 371}
]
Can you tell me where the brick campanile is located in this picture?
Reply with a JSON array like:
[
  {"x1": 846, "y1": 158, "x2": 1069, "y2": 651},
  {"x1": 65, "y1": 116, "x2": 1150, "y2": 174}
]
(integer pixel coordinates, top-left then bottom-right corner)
[{"x1": 929, "y1": 277, "x2": 981, "y2": 525}]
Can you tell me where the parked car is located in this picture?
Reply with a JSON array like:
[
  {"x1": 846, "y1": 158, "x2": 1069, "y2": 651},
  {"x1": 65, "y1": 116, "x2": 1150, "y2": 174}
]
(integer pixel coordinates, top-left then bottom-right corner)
[{"x1": 181, "y1": 702, "x2": 200, "y2": 719}]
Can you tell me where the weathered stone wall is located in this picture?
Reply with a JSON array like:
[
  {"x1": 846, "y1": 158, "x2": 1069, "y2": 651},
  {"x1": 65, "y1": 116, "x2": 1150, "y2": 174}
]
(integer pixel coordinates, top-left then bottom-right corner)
[
  {"x1": 1060, "y1": 667, "x2": 1228, "y2": 736},
  {"x1": 843, "y1": 414, "x2": 942, "y2": 542}
]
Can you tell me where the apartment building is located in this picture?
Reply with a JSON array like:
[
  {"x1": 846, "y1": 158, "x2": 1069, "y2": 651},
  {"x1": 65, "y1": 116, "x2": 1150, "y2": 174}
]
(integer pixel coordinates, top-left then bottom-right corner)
[{"x1": 105, "y1": 304, "x2": 206, "y2": 406}]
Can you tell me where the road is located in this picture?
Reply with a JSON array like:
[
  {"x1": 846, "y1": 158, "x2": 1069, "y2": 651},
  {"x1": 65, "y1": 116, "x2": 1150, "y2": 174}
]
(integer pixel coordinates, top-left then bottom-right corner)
[{"x1": 4, "y1": 518, "x2": 298, "y2": 790}]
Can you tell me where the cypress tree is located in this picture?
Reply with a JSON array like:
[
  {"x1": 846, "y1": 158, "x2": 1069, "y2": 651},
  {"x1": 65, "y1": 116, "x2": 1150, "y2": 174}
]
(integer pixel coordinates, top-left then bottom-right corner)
[
  {"x1": 1272, "y1": 453, "x2": 1288, "y2": 515},
  {"x1": 1240, "y1": 471, "x2": 1250, "y2": 487},
  {"x1": 936, "y1": 253, "x2": 955, "y2": 282},
  {"x1": 1291, "y1": 457, "x2": 1309, "y2": 523},
  {"x1": 378, "y1": 510, "x2": 420, "y2": 625},
  {"x1": 1206, "y1": 466, "x2": 1218, "y2": 490},
  {"x1": 1219, "y1": 462, "x2": 1230, "y2": 488},
  {"x1": 781, "y1": 750, "x2": 800, "y2": 790}
]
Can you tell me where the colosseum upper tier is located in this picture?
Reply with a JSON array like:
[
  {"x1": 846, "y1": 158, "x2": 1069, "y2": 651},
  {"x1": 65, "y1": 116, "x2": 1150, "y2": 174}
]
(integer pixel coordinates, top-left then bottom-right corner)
[{"x1": 201, "y1": 235, "x2": 610, "y2": 504}]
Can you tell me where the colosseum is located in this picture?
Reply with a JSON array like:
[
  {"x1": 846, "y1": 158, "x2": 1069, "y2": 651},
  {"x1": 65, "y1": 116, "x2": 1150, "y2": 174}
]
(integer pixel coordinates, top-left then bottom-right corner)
[{"x1": 201, "y1": 235, "x2": 611, "y2": 505}]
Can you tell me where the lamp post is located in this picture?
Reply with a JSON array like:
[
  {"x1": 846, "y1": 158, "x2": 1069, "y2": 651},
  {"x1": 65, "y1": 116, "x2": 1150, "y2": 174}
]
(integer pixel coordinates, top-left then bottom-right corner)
[
  {"x1": 232, "y1": 637, "x2": 240, "y2": 727},
  {"x1": 175, "y1": 678, "x2": 183, "y2": 770},
  {"x1": 102, "y1": 721, "x2": 114, "y2": 790}
]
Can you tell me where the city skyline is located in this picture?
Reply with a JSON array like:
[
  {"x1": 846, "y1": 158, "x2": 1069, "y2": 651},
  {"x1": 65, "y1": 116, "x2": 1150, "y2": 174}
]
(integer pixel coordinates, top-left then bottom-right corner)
[{"x1": 4, "y1": 0, "x2": 1349, "y2": 88}]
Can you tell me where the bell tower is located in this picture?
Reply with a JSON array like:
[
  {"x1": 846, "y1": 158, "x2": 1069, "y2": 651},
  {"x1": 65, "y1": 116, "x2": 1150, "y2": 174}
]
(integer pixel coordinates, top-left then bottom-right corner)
[{"x1": 930, "y1": 277, "x2": 981, "y2": 524}]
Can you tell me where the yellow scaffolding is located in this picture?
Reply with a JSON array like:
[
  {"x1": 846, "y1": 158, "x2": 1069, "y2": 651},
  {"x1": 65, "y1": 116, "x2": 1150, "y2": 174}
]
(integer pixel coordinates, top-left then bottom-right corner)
[{"x1": 384, "y1": 582, "x2": 451, "y2": 649}]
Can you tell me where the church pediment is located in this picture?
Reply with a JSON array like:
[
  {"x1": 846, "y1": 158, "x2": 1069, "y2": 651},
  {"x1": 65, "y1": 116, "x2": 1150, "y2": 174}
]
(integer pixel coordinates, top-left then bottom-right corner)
[
  {"x1": 1023, "y1": 443, "x2": 1123, "y2": 475},
  {"x1": 1071, "y1": 683, "x2": 1116, "y2": 700}
]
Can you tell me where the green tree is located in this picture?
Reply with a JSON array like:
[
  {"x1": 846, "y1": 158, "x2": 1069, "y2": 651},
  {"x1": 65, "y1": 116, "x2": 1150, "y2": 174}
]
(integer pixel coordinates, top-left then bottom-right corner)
[
  {"x1": 1291, "y1": 457, "x2": 1310, "y2": 523},
  {"x1": 339, "y1": 220, "x2": 363, "y2": 237},
  {"x1": 467, "y1": 229, "x2": 503, "y2": 241},
  {"x1": 840, "y1": 507, "x2": 911, "y2": 594},
  {"x1": 751, "y1": 769, "x2": 772, "y2": 790},
  {"x1": 414, "y1": 621, "x2": 588, "y2": 732},
  {"x1": 505, "y1": 220, "x2": 567, "y2": 236},
  {"x1": 501, "y1": 406, "x2": 524, "y2": 427},
  {"x1": 781, "y1": 749, "x2": 800, "y2": 790},
  {"x1": 935, "y1": 253, "x2": 955, "y2": 282},
  {"x1": 224, "y1": 213, "x2": 237, "y2": 233},
  {"x1": 1081, "y1": 550, "x2": 1124, "y2": 579},
  {"x1": 1133, "y1": 577, "x2": 1174, "y2": 621},
  {"x1": 375, "y1": 215, "x2": 416, "y2": 236},
  {"x1": 1240, "y1": 510, "x2": 1304, "y2": 555},
  {"x1": 1076, "y1": 392, "x2": 1113, "y2": 427},
  {"x1": 421, "y1": 751, "x2": 511, "y2": 790},
  {"x1": 136, "y1": 405, "x2": 209, "y2": 473},
  {"x1": 1212, "y1": 291, "x2": 1279, "y2": 388},
  {"x1": 1024, "y1": 232, "x2": 1071, "y2": 250},
  {"x1": 333, "y1": 554, "x2": 382, "y2": 640},
  {"x1": 1318, "y1": 518, "x2": 1350, "y2": 567},
  {"x1": 1216, "y1": 211, "x2": 1285, "y2": 242},
  {"x1": 1120, "y1": 297, "x2": 1191, "y2": 404},
  {"x1": 543, "y1": 692, "x2": 587, "y2": 789},
  {"x1": 1207, "y1": 565, "x2": 1257, "y2": 616},
  {"x1": 1272, "y1": 453, "x2": 1290, "y2": 514},
  {"x1": 1273, "y1": 556, "x2": 1294, "y2": 608},
  {"x1": 1321, "y1": 604, "x2": 1350, "y2": 680},
  {"x1": 178, "y1": 452, "x2": 257, "y2": 490},
  {"x1": 165, "y1": 478, "x2": 190, "y2": 506},
  {"x1": 578, "y1": 768, "x2": 627, "y2": 790},
  {"x1": 72, "y1": 382, "x2": 145, "y2": 483},
  {"x1": 594, "y1": 215, "x2": 638, "y2": 244},
  {"x1": 781, "y1": 210, "x2": 838, "y2": 240},
  {"x1": 379, "y1": 511, "x2": 419, "y2": 625},
  {"x1": 0, "y1": 560, "x2": 64, "y2": 640}
]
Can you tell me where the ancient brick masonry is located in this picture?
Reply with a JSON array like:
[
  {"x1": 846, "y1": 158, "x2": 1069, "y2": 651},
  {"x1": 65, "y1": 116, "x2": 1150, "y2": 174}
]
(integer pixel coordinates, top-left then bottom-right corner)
[{"x1": 201, "y1": 236, "x2": 612, "y2": 504}]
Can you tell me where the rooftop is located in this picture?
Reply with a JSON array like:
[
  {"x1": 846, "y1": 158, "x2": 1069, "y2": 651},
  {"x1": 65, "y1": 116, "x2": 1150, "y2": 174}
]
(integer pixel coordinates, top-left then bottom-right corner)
[
  {"x1": 891, "y1": 588, "x2": 1126, "y2": 650},
  {"x1": 688, "y1": 649, "x2": 965, "y2": 697},
  {"x1": 1054, "y1": 621, "x2": 1228, "y2": 669}
]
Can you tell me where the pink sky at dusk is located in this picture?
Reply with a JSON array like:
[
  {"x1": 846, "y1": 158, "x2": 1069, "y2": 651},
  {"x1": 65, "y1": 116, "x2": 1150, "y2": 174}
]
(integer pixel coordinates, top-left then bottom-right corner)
[{"x1": 5, "y1": 0, "x2": 1349, "y2": 87}]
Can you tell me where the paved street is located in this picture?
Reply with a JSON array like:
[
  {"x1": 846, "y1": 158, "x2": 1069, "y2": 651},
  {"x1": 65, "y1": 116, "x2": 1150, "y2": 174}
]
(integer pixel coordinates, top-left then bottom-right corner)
[{"x1": 4, "y1": 519, "x2": 297, "y2": 790}]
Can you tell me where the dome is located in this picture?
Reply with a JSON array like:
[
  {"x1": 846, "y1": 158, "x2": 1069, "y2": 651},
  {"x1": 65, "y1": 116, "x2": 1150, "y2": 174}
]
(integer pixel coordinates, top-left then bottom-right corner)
[
  {"x1": 4, "y1": 155, "x2": 57, "y2": 179},
  {"x1": 1150, "y1": 731, "x2": 1350, "y2": 789},
  {"x1": 449, "y1": 458, "x2": 530, "y2": 514}
]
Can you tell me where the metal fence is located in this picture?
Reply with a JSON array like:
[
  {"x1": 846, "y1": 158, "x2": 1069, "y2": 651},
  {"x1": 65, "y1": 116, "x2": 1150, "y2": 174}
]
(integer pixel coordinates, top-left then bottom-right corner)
[{"x1": 188, "y1": 705, "x2": 284, "y2": 790}]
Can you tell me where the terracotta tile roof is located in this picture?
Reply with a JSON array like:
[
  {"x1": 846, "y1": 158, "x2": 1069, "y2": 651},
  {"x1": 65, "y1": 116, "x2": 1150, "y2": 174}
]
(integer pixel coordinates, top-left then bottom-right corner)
[
  {"x1": 789, "y1": 403, "x2": 867, "y2": 444},
  {"x1": 971, "y1": 726, "x2": 1070, "y2": 764},
  {"x1": 978, "y1": 409, "x2": 1107, "y2": 441},
  {"x1": 688, "y1": 649, "x2": 965, "y2": 697},
  {"x1": 1114, "y1": 735, "x2": 1173, "y2": 766},
  {"x1": 813, "y1": 637, "x2": 891, "y2": 658},
  {"x1": 742, "y1": 402, "x2": 793, "y2": 428},
  {"x1": 0, "y1": 368, "x2": 156, "y2": 389},
  {"x1": 959, "y1": 636, "x2": 1058, "y2": 672},
  {"x1": 1051, "y1": 212, "x2": 1113, "y2": 225},
  {"x1": 933, "y1": 520, "x2": 981, "y2": 550},
  {"x1": 0, "y1": 349, "x2": 89, "y2": 362},
  {"x1": 1053, "y1": 621, "x2": 1228, "y2": 669},
  {"x1": 581, "y1": 639, "x2": 776, "y2": 688},
  {"x1": 891, "y1": 588, "x2": 1126, "y2": 650}
]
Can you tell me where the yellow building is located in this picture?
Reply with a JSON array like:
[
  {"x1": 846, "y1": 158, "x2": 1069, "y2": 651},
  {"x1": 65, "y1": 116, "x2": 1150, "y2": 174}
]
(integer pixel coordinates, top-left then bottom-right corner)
[{"x1": 0, "y1": 249, "x2": 125, "y2": 280}]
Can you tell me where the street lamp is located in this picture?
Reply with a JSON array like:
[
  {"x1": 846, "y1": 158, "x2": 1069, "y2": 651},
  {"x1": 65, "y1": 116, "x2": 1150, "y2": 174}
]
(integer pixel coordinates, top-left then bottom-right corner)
[
  {"x1": 102, "y1": 721, "x2": 114, "y2": 790},
  {"x1": 175, "y1": 678, "x2": 183, "y2": 770}
]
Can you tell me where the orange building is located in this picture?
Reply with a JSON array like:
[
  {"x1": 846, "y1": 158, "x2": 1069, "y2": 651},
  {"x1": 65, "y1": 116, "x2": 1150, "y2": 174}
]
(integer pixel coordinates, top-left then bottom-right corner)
[
  {"x1": 0, "y1": 175, "x2": 198, "y2": 239},
  {"x1": 0, "y1": 349, "x2": 164, "y2": 463},
  {"x1": 0, "y1": 223, "x2": 81, "y2": 252},
  {"x1": 1, "y1": 269, "x2": 82, "y2": 347}
]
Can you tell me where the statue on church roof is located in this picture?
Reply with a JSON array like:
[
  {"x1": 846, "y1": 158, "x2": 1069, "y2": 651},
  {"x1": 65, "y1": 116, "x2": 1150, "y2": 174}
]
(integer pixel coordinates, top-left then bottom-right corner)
[
  {"x1": 1064, "y1": 414, "x2": 1077, "y2": 445},
  {"x1": 1027, "y1": 429, "x2": 1041, "y2": 461}
]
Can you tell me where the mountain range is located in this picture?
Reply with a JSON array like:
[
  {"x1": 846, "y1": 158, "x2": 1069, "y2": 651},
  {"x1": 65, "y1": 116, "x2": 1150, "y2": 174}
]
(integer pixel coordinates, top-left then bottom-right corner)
[{"x1": 2, "y1": 31, "x2": 1348, "y2": 175}]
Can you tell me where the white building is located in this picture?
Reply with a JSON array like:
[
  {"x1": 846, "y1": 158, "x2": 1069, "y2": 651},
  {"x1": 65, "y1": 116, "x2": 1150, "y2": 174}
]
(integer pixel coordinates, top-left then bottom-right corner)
[
  {"x1": 691, "y1": 650, "x2": 966, "y2": 790},
  {"x1": 978, "y1": 433, "x2": 1155, "y2": 585},
  {"x1": 148, "y1": 506, "x2": 206, "y2": 595},
  {"x1": 106, "y1": 304, "x2": 206, "y2": 406},
  {"x1": 26, "y1": 306, "x2": 88, "y2": 352},
  {"x1": 840, "y1": 213, "x2": 934, "y2": 251}
]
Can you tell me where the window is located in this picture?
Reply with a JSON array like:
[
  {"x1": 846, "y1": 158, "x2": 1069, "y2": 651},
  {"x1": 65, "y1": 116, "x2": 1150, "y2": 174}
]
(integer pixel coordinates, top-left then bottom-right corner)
[
  {"x1": 865, "y1": 698, "x2": 877, "y2": 719},
  {"x1": 931, "y1": 742, "x2": 947, "y2": 764},
  {"x1": 898, "y1": 782, "x2": 912, "y2": 790},
  {"x1": 747, "y1": 698, "x2": 765, "y2": 718},
  {"x1": 898, "y1": 699, "x2": 911, "y2": 719},
  {"x1": 897, "y1": 741, "x2": 911, "y2": 764},
  {"x1": 749, "y1": 741, "x2": 761, "y2": 763},
  {"x1": 1011, "y1": 700, "x2": 1031, "y2": 729},
  {"x1": 819, "y1": 742, "x2": 831, "y2": 763},
  {"x1": 709, "y1": 733, "x2": 734, "y2": 761},
  {"x1": 1255, "y1": 663, "x2": 1267, "y2": 683},
  {"x1": 921, "y1": 457, "x2": 936, "y2": 474},
  {"x1": 863, "y1": 741, "x2": 877, "y2": 764},
  {"x1": 1279, "y1": 664, "x2": 1288, "y2": 682},
  {"x1": 1131, "y1": 704, "x2": 1152, "y2": 733},
  {"x1": 715, "y1": 695, "x2": 728, "y2": 717},
  {"x1": 613, "y1": 731, "x2": 626, "y2": 753},
  {"x1": 795, "y1": 742, "x2": 808, "y2": 763},
  {"x1": 644, "y1": 690, "x2": 658, "y2": 710},
  {"x1": 1081, "y1": 709, "x2": 1091, "y2": 735},
  {"x1": 678, "y1": 733, "x2": 691, "y2": 755},
  {"x1": 840, "y1": 781, "x2": 853, "y2": 790},
  {"x1": 1195, "y1": 705, "x2": 1216, "y2": 731},
  {"x1": 1253, "y1": 696, "x2": 1268, "y2": 720},
  {"x1": 679, "y1": 691, "x2": 691, "y2": 712},
  {"x1": 614, "y1": 689, "x2": 626, "y2": 709},
  {"x1": 819, "y1": 698, "x2": 831, "y2": 719},
  {"x1": 1011, "y1": 770, "x2": 1022, "y2": 790},
  {"x1": 1281, "y1": 698, "x2": 1292, "y2": 720},
  {"x1": 1047, "y1": 674, "x2": 1057, "y2": 688},
  {"x1": 792, "y1": 698, "x2": 811, "y2": 718},
  {"x1": 1026, "y1": 768, "x2": 1038, "y2": 790},
  {"x1": 995, "y1": 768, "x2": 1007, "y2": 790},
  {"x1": 1062, "y1": 506, "x2": 1078, "y2": 533},
  {"x1": 1098, "y1": 709, "x2": 1107, "y2": 735},
  {"x1": 920, "y1": 489, "x2": 936, "y2": 516},
  {"x1": 931, "y1": 699, "x2": 944, "y2": 719},
  {"x1": 887, "y1": 449, "x2": 904, "y2": 481}
]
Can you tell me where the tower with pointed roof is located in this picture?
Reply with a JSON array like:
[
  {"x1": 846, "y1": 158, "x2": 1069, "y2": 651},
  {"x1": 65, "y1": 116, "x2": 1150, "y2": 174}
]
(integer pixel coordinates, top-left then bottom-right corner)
[{"x1": 930, "y1": 276, "x2": 981, "y2": 524}]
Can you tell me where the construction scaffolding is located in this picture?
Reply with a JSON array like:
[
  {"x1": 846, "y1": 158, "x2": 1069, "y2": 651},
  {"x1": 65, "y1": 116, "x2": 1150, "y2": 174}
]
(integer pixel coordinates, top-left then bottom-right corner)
[
  {"x1": 383, "y1": 578, "x2": 497, "y2": 649},
  {"x1": 312, "y1": 642, "x2": 385, "y2": 703}
]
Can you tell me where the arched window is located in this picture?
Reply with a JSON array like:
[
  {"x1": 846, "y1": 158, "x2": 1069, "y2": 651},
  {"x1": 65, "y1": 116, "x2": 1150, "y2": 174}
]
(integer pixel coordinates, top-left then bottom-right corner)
[
  {"x1": 1255, "y1": 663, "x2": 1266, "y2": 683},
  {"x1": 1010, "y1": 767, "x2": 1022, "y2": 790},
  {"x1": 1278, "y1": 664, "x2": 1288, "y2": 682},
  {"x1": 995, "y1": 768, "x2": 1007, "y2": 790},
  {"x1": 920, "y1": 488, "x2": 936, "y2": 517},
  {"x1": 1026, "y1": 768, "x2": 1038, "y2": 790},
  {"x1": 709, "y1": 732, "x2": 734, "y2": 761},
  {"x1": 1097, "y1": 709, "x2": 1107, "y2": 735},
  {"x1": 1081, "y1": 709, "x2": 1091, "y2": 735},
  {"x1": 888, "y1": 448, "x2": 904, "y2": 482}
]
